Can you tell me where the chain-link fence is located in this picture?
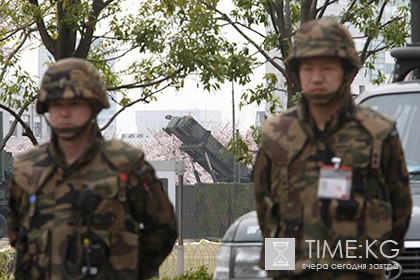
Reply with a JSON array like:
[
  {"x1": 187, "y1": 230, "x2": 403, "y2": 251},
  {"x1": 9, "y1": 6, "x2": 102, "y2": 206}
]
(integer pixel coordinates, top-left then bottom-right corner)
[
  {"x1": 182, "y1": 183, "x2": 255, "y2": 239},
  {"x1": 158, "y1": 239, "x2": 221, "y2": 279}
]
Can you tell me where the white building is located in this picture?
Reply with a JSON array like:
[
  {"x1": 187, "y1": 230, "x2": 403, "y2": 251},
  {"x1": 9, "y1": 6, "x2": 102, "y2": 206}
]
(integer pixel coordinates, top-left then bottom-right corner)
[{"x1": 0, "y1": 105, "x2": 49, "y2": 143}]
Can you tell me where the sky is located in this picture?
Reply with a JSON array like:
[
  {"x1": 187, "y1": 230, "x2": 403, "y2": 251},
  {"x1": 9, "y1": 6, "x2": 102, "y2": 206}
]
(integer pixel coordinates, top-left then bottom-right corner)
[{"x1": 114, "y1": 71, "x2": 265, "y2": 135}]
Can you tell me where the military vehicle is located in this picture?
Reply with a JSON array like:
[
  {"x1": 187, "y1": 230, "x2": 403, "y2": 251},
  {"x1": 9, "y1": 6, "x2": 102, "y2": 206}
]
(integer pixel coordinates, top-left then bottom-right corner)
[{"x1": 164, "y1": 115, "x2": 252, "y2": 183}]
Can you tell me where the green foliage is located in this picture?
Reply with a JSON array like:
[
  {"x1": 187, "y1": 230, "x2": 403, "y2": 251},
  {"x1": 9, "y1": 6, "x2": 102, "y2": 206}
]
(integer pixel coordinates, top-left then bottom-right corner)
[
  {"x1": 346, "y1": 0, "x2": 410, "y2": 71},
  {"x1": 106, "y1": 0, "x2": 258, "y2": 97},
  {"x1": 381, "y1": 5, "x2": 410, "y2": 47},
  {"x1": 158, "y1": 266, "x2": 212, "y2": 280},
  {"x1": 0, "y1": 62, "x2": 38, "y2": 110},
  {"x1": 250, "y1": 124, "x2": 262, "y2": 149},
  {"x1": 0, "y1": 249, "x2": 14, "y2": 280},
  {"x1": 290, "y1": 91, "x2": 302, "y2": 107},
  {"x1": 231, "y1": 0, "x2": 269, "y2": 26},
  {"x1": 240, "y1": 72, "x2": 284, "y2": 114},
  {"x1": 226, "y1": 131, "x2": 254, "y2": 166},
  {"x1": 0, "y1": 0, "x2": 259, "y2": 141},
  {"x1": 0, "y1": 0, "x2": 413, "y2": 162}
]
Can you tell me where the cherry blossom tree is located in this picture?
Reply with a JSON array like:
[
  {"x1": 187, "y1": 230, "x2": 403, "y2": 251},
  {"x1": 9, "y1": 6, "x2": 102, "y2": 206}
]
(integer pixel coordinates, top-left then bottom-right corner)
[{"x1": 4, "y1": 120, "x2": 257, "y2": 185}]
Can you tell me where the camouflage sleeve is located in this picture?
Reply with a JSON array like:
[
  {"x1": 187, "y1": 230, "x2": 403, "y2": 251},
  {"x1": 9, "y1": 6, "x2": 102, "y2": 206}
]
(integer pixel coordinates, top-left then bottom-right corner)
[
  {"x1": 252, "y1": 148, "x2": 274, "y2": 239},
  {"x1": 127, "y1": 157, "x2": 178, "y2": 279},
  {"x1": 381, "y1": 127, "x2": 412, "y2": 248},
  {"x1": 7, "y1": 176, "x2": 26, "y2": 247},
  {"x1": 8, "y1": 175, "x2": 32, "y2": 276}
]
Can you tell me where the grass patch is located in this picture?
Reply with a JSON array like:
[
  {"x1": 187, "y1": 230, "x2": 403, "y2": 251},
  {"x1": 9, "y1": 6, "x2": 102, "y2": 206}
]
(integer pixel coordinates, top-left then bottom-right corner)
[{"x1": 159, "y1": 239, "x2": 221, "y2": 279}]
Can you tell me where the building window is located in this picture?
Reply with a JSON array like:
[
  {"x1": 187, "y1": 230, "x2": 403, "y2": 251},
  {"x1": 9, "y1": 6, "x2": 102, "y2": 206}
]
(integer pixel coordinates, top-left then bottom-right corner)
[
  {"x1": 34, "y1": 115, "x2": 42, "y2": 137},
  {"x1": 385, "y1": 63, "x2": 394, "y2": 75}
]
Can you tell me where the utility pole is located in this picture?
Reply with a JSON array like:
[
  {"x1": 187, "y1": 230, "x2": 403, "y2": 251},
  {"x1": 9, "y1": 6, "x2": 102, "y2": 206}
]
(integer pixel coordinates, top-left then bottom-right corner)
[
  {"x1": 231, "y1": 79, "x2": 237, "y2": 183},
  {"x1": 0, "y1": 112, "x2": 4, "y2": 182},
  {"x1": 411, "y1": 0, "x2": 419, "y2": 44}
]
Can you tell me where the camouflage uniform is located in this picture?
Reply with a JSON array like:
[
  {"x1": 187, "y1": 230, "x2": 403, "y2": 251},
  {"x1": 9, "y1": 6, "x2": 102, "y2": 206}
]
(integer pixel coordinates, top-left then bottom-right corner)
[
  {"x1": 253, "y1": 20, "x2": 412, "y2": 280},
  {"x1": 7, "y1": 58, "x2": 177, "y2": 280}
]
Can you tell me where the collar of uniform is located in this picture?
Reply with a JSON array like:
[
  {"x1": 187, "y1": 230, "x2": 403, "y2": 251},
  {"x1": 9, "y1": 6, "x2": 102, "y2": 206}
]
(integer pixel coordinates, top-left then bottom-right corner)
[
  {"x1": 48, "y1": 123, "x2": 104, "y2": 170},
  {"x1": 297, "y1": 89, "x2": 356, "y2": 137}
]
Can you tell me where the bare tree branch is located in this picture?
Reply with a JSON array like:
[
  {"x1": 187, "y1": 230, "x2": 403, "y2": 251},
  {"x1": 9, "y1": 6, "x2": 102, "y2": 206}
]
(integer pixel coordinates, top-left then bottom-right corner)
[
  {"x1": 28, "y1": 0, "x2": 56, "y2": 56},
  {"x1": 317, "y1": 0, "x2": 338, "y2": 19},
  {"x1": 100, "y1": 84, "x2": 171, "y2": 131},
  {"x1": 108, "y1": 67, "x2": 184, "y2": 91},
  {"x1": 201, "y1": 1, "x2": 287, "y2": 78},
  {"x1": 359, "y1": 0, "x2": 388, "y2": 63},
  {"x1": 0, "y1": 99, "x2": 38, "y2": 151}
]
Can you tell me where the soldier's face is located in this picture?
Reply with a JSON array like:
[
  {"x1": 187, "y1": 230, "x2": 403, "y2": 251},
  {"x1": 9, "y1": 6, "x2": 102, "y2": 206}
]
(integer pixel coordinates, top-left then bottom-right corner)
[
  {"x1": 299, "y1": 57, "x2": 345, "y2": 106},
  {"x1": 48, "y1": 99, "x2": 93, "y2": 138}
]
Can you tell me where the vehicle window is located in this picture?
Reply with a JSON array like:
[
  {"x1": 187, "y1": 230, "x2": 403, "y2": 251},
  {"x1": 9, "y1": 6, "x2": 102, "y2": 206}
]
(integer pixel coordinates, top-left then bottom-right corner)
[
  {"x1": 413, "y1": 194, "x2": 420, "y2": 206},
  {"x1": 361, "y1": 93, "x2": 420, "y2": 173}
]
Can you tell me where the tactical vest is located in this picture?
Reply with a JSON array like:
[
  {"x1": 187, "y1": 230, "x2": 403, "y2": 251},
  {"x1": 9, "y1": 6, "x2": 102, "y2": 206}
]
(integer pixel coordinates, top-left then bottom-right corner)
[
  {"x1": 262, "y1": 106, "x2": 395, "y2": 183},
  {"x1": 15, "y1": 139, "x2": 142, "y2": 196},
  {"x1": 261, "y1": 105, "x2": 396, "y2": 276},
  {"x1": 12, "y1": 139, "x2": 144, "y2": 280}
]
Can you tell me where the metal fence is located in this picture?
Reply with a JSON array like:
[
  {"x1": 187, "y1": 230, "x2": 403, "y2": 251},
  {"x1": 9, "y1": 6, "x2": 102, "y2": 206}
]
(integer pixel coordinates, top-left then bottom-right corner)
[{"x1": 180, "y1": 183, "x2": 255, "y2": 239}]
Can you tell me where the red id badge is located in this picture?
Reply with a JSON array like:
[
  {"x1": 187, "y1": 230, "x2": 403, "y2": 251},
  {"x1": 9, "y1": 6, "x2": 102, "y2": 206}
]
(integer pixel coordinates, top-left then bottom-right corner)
[{"x1": 318, "y1": 165, "x2": 353, "y2": 200}]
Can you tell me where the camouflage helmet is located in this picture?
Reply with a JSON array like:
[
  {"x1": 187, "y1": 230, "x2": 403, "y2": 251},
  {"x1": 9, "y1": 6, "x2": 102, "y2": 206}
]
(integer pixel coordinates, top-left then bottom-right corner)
[
  {"x1": 286, "y1": 19, "x2": 361, "y2": 73},
  {"x1": 36, "y1": 57, "x2": 110, "y2": 114}
]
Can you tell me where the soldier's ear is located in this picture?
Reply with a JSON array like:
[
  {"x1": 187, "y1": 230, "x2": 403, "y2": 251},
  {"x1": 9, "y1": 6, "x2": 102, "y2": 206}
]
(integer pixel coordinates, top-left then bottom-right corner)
[
  {"x1": 341, "y1": 59, "x2": 357, "y2": 83},
  {"x1": 343, "y1": 69, "x2": 357, "y2": 84},
  {"x1": 347, "y1": 70, "x2": 357, "y2": 83}
]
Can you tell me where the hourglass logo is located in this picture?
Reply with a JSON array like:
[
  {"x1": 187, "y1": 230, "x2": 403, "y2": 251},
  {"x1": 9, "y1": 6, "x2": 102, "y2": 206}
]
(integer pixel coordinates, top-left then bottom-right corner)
[{"x1": 265, "y1": 238, "x2": 295, "y2": 270}]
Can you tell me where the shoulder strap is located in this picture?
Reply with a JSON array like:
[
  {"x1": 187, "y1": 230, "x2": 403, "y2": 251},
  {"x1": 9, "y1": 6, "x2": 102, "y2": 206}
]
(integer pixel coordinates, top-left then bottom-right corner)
[
  {"x1": 262, "y1": 108, "x2": 308, "y2": 166},
  {"x1": 101, "y1": 140, "x2": 145, "y2": 202},
  {"x1": 354, "y1": 106, "x2": 396, "y2": 169},
  {"x1": 262, "y1": 108, "x2": 308, "y2": 189},
  {"x1": 101, "y1": 140, "x2": 145, "y2": 171}
]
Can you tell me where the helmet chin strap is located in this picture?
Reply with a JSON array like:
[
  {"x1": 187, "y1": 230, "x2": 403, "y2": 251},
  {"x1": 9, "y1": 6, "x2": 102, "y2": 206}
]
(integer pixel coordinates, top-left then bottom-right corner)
[
  {"x1": 44, "y1": 113, "x2": 97, "y2": 141},
  {"x1": 302, "y1": 71, "x2": 353, "y2": 107},
  {"x1": 52, "y1": 119, "x2": 95, "y2": 140}
]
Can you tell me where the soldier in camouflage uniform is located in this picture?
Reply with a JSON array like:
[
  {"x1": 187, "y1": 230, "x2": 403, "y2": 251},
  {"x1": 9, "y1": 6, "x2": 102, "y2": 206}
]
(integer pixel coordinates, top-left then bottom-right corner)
[
  {"x1": 7, "y1": 58, "x2": 178, "y2": 279},
  {"x1": 253, "y1": 19, "x2": 412, "y2": 280}
]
